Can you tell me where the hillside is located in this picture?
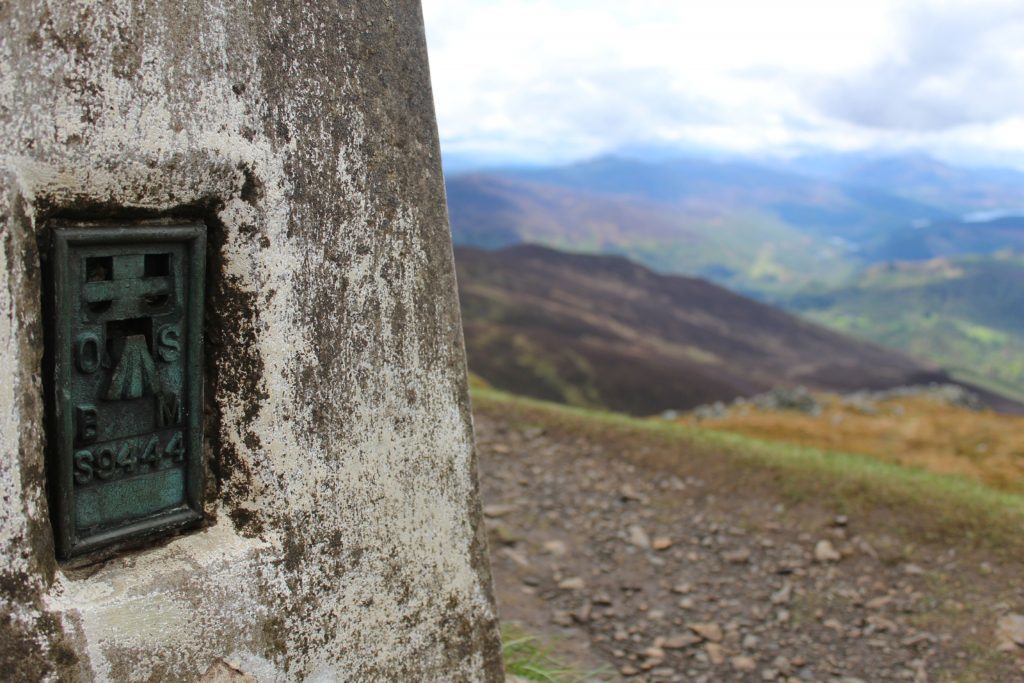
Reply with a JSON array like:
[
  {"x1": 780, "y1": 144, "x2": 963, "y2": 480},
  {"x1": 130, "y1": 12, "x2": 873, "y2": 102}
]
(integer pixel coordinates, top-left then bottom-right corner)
[
  {"x1": 455, "y1": 245, "x2": 948, "y2": 415},
  {"x1": 781, "y1": 254, "x2": 1024, "y2": 401}
]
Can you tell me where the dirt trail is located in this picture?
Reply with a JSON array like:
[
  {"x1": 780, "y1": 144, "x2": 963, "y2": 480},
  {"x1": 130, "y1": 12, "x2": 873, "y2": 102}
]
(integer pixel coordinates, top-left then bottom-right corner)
[{"x1": 475, "y1": 412, "x2": 1024, "y2": 682}]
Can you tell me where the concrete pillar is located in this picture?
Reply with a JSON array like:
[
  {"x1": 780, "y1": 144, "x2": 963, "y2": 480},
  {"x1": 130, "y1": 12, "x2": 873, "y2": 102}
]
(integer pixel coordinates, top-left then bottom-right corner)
[{"x1": 0, "y1": 1, "x2": 502, "y2": 679}]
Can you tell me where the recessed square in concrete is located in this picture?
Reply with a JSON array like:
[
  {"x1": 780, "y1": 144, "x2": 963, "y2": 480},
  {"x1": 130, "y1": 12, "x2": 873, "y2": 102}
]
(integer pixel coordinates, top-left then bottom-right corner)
[{"x1": 50, "y1": 223, "x2": 206, "y2": 559}]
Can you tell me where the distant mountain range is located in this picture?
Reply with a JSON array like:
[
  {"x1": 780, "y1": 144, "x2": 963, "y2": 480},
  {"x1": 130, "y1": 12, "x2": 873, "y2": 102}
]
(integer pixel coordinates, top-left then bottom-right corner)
[
  {"x1": 446, "y1": 172, "x2": 850, "y2": 291},
  {"x1": 446, "y1": 151, "x2": 1024, "y2": 400},
  {"x1": 447, "y1": 153, "x2": 1024, "y2": 292},
  {"x1": 779, "y1": 151, "x2": 1024, "y2": 212},
  {"x1": 455, "y1": 245, "x2": 973, "y2": 415}
]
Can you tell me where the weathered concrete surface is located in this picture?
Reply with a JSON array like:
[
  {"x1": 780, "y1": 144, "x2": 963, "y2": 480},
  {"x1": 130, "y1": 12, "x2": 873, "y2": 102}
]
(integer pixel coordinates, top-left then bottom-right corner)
[{"x1": 0, "y1": 1, "x2": 502, "y2": 680}]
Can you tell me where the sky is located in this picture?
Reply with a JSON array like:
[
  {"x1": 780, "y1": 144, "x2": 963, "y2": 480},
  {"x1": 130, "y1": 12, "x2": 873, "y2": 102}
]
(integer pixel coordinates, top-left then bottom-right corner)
[{"x1": 421, "y1": 0, "x2": 1024, "y2": 167}]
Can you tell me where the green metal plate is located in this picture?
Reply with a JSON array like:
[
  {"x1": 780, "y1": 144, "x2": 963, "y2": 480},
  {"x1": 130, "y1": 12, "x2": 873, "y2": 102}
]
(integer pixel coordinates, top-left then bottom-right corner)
[{"x1": 50, "y1": 223, "x2": 205, "y2": 559}]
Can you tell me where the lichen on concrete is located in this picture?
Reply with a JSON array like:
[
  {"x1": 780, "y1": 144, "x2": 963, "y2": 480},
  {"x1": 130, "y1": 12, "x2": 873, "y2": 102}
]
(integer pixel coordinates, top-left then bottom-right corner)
[{"x1": 0, "y1": 0, "x2": 502, "y2": 680}]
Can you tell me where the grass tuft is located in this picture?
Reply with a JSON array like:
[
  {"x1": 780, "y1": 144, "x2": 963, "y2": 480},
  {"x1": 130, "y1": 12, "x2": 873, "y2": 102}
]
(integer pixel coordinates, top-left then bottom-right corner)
[{"x1": 502, "y1": 625, "x2": 609, "y2": 682}]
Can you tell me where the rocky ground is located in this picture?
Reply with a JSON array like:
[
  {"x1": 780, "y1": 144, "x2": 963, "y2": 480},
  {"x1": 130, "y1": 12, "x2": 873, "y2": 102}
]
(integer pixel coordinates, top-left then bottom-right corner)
[{"x1": 475, "y1": 410, "x2": 1024, "y2": 682}]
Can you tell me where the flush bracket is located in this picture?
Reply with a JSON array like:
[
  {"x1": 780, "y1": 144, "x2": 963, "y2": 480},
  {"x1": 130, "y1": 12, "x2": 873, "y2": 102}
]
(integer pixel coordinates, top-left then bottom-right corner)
[{"x1": 49, "y1": 223, "x2": 206, "y2": 559}]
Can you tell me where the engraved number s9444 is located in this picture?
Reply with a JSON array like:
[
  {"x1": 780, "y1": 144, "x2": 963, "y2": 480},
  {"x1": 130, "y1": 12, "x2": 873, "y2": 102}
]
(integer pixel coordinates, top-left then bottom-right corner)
[{"x1": 73, "y1": 431, "x2": 185, "y2": 486}]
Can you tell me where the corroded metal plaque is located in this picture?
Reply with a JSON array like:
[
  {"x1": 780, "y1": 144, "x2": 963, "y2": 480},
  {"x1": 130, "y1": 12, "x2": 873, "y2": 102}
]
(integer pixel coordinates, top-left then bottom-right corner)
[{"x1": 50, "y1": 224, "x2": 205, "y2": 559}]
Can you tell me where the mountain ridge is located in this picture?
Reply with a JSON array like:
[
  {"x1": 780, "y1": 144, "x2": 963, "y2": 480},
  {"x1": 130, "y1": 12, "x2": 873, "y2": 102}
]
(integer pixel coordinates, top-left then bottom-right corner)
[{"x1": 455, "y1": 244, "x2": 969, "y2": 415}]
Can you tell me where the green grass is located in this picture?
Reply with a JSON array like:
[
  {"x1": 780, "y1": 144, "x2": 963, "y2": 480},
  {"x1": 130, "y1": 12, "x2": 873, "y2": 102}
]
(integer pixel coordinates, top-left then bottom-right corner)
[
  {"x1": 472, "y1": 387, "x2": 1024, "y2": 557},
  {"x1": 806, "y1": 309, "x2": 1024, "y2": 399},
  {"x1": 778, "y1": 254, "x2": 1024, "y2": 398},
  {"x1": 502, "y1": 625, "x2": 609, "y2": 682},
  {"x1": 951, "y1": 319, "x2": 1009, "y2": 345}
]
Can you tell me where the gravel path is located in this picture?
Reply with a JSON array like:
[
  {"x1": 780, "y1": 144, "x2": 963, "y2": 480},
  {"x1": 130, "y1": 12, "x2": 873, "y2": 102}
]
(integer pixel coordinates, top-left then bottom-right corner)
[{"x1": 476, "y1": 412, "x2": 1024, "y2": 682}]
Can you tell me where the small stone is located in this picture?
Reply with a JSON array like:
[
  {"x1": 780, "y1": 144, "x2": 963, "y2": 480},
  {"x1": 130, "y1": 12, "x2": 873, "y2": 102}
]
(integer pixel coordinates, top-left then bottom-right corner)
[
  {"x1": 902, "y1": 632, "x2": 936, "y2": 648},
  {"x1": 903, "y1": 563, "x2": 925, "y2": 576},
  {"x1": 723, "y1": 547, "x2": 751, "y2": 564},
  {"x1": 628, "y1": 524, "x2": 651, "y2": 549},
  {"x1": 705, "y1": 642, "x2": 725, "y2": 665},
  {"x1": 662, "y1": 632, "x2": 702, "y2": 649},
  {"x1": 770, "y1": 582, "x2": 792, "y2": 605},
  {"x1": 742, "y1": 634, "x2": 760, "y2": 649},
  {"x1": 572, "y1": 602, "x2": 592, "y2": 623},
  {"x1": 814, "y1": 539, "x2": 841, "y2": 563},
  {"x1": 653, "y1": 537, "x2": 674, "y2": 551},
  {"x1": 867, "y1": 614, "x2": 898, "y2": 632},
  {"x1": 551, "y1": 611, "x2": 572, "y2": 626},
  {"x1": 688, "y1": 622, "x2": 723, "y2": 642},
  {"x1": 677, "y1": 597, "x2": 695, "y2": 609},
  {"x1": 834, "y1": 514, "x2": 849, "y2": 526},
  {"x1": 558, "y1": 576, "x2": 585, "y2": 590},
  {"x1": 639, "y1": 658, "x2": 660, "y2": 671},
  {"x1": 671, "y1": 582, "x2": 692, "y2": 594},
  {"x1": 996, "y1": 613, "x2": 1024, "y2": 651},
  {"x1": 482, "y1": 503, "x2": 516, "y2": 518},
  {"x1": 866, "y1": 595, "x2": 892, "y2": 610},
  {"x1": 542, "y1": 540, "x2": 568, "y2": 556},
  {"x1": 619, "y1": 665, "x2": 639, "y2": 676},
  {"x1": 620, "y1": 483, "x2": 645, "y2": 502},
  {"x1": 499, "y1": 548, "x2": 529, "y2": 568},
  {"x1": 642, "y1": 646, "x2": 666, "y2": 659},
  {"x1": 732, "y1": 656, "x2": 757, "y2": 672}
]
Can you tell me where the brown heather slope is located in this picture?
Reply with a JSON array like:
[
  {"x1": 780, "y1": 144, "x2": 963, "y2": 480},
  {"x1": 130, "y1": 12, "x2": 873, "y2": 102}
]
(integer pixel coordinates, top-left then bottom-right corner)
[
  {"x1": 456, "y1": 245, "x2": 950, "y2": 417},
  {"x1": 689, "y1": 392, "x2": 1024, "y2": 492},
  {"x1": 455, "y1": 245, "x2": 950, "y2": 416}
]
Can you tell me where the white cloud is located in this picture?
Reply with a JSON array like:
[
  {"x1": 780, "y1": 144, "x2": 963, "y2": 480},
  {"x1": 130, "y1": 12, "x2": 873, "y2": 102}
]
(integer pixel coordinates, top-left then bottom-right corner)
[
  {"x1": 422, "y1": 0, "x2": 1024, "y2": 166},
  {"x1": 806, "y1": 2, "x2": 1024, "y2": 128}
]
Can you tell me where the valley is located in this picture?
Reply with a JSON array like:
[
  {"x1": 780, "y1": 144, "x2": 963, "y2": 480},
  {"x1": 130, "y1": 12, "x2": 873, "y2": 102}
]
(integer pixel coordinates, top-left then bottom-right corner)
[{"x1": 777, "y1": 254, "x2": 1024, "y2": 400}]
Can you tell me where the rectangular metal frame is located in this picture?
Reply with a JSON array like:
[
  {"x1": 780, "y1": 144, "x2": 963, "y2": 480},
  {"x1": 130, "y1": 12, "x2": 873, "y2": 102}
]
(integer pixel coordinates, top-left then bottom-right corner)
[{"x1": 50, "y1": 223, "x2": 206, "y2": 559}]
